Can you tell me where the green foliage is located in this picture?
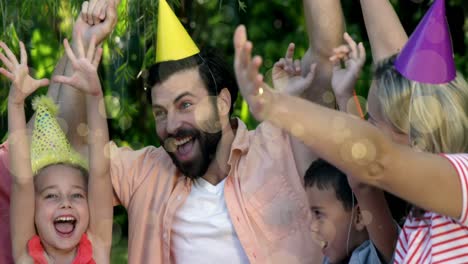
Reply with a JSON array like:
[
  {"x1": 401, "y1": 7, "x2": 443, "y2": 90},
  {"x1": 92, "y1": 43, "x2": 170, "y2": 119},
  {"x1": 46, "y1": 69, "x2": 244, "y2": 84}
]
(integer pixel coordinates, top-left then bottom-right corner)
[{"x1": 1, "y1": 0, "x2": 466, "y2": 139}]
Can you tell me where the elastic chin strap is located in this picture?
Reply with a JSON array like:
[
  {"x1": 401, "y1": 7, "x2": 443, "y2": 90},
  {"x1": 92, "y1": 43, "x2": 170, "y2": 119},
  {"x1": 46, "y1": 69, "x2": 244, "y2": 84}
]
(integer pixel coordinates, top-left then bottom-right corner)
[
  {"x1": 197, "y1": 53, "x2": 219, "y2": 94},
  {"x1": 346, "y1": 192, "x2": 355, "y2": 256}
]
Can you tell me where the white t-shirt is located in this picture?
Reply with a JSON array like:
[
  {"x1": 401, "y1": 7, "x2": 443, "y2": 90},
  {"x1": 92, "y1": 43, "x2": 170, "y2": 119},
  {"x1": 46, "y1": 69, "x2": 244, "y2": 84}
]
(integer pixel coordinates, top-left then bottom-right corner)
[
  {"x1": 171, "y1": 177, "x2": 250, "y2": 264},
  {"x1": 394, "y1": 154, "x2": 468, "y2": 264}
]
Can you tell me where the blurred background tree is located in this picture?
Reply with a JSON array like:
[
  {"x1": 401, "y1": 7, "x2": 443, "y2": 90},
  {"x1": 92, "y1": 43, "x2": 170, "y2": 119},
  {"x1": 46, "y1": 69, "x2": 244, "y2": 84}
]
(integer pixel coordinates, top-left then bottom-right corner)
[{"x1": 0, "y1": 0, "x2": 466, "y2": 262}]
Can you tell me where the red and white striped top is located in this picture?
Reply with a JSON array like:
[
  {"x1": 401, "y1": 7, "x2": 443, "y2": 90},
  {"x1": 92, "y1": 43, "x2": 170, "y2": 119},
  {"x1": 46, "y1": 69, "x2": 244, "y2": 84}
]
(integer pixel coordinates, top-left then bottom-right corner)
[{"x1": 394, "y1": 154, "x2": 468, "y2": 264}]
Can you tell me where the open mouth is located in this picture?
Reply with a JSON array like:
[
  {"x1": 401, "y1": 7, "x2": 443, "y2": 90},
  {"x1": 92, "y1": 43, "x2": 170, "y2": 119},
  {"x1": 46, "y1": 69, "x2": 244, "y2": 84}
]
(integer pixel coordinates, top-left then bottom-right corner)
[
  {"x1": 53, "y1": 215, "x2": 77, "y2": 237},
  {"x1": 312, "y1": 232, "x2": 328, "y2": 250},
  {"x1": 174, "y1": 136, "x2": 195, "y2": 158}
]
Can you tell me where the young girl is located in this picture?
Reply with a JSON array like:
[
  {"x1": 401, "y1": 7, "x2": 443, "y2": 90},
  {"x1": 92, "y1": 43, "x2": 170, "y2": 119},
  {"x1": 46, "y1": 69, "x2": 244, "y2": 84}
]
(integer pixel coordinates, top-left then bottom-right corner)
[
  {"x1": 234, "y1": 18, "x2": 468, "y2": 264},
  {"x1": 1, "y1": 31, "x2": 112, "y2": 263}
]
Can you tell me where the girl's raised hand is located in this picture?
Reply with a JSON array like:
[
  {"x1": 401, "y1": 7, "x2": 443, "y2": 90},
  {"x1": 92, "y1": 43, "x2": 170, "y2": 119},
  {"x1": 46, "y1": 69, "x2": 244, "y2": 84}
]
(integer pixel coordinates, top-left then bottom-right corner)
[
  {"x1": 53, "y1": 33, "x2": 103, "y2": 96},
  {"x1": 0, "y1": 41, "x2": 50, "y2": 105}
]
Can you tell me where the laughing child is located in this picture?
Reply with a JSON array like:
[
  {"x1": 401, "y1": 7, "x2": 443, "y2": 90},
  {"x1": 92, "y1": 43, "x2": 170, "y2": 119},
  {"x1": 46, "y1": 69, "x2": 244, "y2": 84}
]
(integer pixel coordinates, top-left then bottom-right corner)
[{"x1": 1, "y1": 32, "x2": 112, "y2": 263}]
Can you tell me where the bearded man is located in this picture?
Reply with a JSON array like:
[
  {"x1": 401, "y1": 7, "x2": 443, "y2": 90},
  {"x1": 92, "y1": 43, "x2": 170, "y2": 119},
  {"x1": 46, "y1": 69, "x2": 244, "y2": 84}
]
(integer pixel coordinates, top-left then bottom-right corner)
[{"x1": 69, "y1": 0, "x2": 344, "y2": 262}]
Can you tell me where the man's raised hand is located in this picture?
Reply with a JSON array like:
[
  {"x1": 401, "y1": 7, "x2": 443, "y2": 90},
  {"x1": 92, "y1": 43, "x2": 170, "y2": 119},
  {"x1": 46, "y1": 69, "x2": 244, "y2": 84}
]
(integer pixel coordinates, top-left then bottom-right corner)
[{"x1": 73, "y1": 0, "x2": 118, "y2": 48}]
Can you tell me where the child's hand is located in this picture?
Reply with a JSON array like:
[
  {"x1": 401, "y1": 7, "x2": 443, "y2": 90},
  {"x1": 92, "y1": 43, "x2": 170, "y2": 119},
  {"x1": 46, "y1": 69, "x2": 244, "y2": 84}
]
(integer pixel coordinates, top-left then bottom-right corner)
[
  {"x1": 0, "y1": 41, "x2": 50, "y2": 105},
  {"x1": 53, "y1": 34, "x2": 103, "y2": 96},
  {"x1": 272, "y1": 43, "x2": 316, "y2": 96},
  {"x1": 330, "y1": 33, "x2": 366, "y2": 104}
]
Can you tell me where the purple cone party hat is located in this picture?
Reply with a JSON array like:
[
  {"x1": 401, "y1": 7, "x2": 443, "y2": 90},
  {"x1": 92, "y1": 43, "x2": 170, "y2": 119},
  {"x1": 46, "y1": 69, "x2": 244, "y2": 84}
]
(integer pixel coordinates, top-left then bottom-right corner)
[{"x1": 394, "y1": 0, "x2": 456, "y2": 84}]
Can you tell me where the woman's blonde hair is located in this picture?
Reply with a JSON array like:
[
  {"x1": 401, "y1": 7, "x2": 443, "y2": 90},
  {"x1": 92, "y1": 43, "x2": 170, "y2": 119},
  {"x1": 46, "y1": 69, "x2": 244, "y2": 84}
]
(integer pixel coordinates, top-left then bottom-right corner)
[{"x1": 373, "y1": 55, "x2": 468, "y2": 154}]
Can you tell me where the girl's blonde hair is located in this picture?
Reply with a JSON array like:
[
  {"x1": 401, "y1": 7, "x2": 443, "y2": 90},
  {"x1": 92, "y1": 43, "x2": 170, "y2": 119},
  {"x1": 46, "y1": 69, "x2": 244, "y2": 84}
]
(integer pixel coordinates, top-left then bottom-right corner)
[{"x1": 373, "y1": 55, "x2": 468, "y2": 154}]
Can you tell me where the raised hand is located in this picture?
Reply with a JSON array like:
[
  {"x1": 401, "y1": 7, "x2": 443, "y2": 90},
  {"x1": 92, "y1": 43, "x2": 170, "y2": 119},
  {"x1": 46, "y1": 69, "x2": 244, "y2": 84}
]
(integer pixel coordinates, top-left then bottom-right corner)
[
  {"x1": 73, "y1": 0, "x2": 118, "y2": 48},
  {"x1": 53, "y1": 34, "x2": 103, "y2": 96},
  {"x1": 81, "y1": 0, "x2": 108, "y2": 26},
  {"x1": 272, "y1": 43, "x2": 316, "y2": 96},
  {"x1": 234, "y1": 25, "x2": 263, "y2": 120},
  {"x1": 233, "y1": 25, "x2": 278, "y2": 122},
  {"x1": 0, "y1": 41, "x2": 50, "y2": 105},
  {"x1": 330, "y1": 32, "x2": 366, "y2": 105}
]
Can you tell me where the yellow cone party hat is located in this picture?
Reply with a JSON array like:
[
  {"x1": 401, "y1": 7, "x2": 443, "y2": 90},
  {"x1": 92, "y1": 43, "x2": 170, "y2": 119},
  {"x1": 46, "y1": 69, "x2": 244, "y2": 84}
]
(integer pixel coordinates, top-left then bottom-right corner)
[
  {"x1": 156, "y1": 0, "x2": 200, "y2": 63},
  {"x1": 30, "y1": 96, "x2": 88, "y2": 175}
]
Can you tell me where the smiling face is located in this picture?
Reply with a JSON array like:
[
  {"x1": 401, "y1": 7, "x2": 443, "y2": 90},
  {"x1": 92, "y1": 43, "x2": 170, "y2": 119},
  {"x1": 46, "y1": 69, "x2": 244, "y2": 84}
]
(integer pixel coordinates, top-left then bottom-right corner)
[
  {"x1": 151, "y1": 68, "x2": 227, "y2": 179},
  {"x1": 34, "y1": 164, "x2": 89, "y2": 253},
  {"x1": 307, "y1": 185, "x2": 365, "y2": 263}
]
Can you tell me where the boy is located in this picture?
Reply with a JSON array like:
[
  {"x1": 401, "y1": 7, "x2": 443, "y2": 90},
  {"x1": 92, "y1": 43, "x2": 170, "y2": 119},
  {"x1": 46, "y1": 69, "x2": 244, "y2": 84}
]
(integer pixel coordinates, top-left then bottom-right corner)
[{"x1": 305, "y1": 159, "x2": 397, "y2": 264}]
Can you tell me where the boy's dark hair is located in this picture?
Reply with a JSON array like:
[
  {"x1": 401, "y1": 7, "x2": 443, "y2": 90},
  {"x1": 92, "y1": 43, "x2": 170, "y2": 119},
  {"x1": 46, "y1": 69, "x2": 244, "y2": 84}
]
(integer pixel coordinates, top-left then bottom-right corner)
[
  {"x1": 146, "y1": 47, "x2": 239, "y2": 115},
  {"x1": 304, "y1": 159, "x2": 356, "y2": 210}
]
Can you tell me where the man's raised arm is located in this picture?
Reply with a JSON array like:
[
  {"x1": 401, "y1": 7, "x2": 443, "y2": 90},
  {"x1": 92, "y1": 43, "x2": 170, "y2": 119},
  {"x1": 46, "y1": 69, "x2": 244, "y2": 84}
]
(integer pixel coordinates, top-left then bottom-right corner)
[
  {"x1": 300, "y1": 0, "x2": 344, "y2": 106},
  {"x1": 360, "y1": 0, "x2": 408, "y2": 62}
]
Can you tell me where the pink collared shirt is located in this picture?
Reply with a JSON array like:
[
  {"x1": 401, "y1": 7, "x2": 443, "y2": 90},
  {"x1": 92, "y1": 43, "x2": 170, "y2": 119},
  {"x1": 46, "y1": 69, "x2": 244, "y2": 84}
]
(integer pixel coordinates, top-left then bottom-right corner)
[
  {"x1": 0, "y1": 142, "x2": 13, "y2": 264},
  {"x1": 110, "y1": 120, "x2": 322, "y2": 264}
]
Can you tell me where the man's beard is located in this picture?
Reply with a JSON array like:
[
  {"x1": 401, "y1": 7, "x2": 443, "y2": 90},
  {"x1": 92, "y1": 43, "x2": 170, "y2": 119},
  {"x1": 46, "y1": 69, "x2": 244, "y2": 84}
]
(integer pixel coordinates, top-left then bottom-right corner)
[{"x1": 162, "y1": 121, "x2": 222, "y2": 179}]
